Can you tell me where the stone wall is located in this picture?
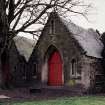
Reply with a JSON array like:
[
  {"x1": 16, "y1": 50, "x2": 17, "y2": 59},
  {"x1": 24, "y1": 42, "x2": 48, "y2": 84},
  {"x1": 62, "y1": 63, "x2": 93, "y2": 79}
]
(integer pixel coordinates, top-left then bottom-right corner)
[
  {"x1": 29, "y1": 13, "x2": 104, "y2": 92},
  {"x1": 79, "y1": 55, "x2": 104, "y2": 92},
  {"x1": 9, "y1": 41, "x2": 27, "y2": 87},
  {"x1": 30, "y1": 14, "x2": 81, "y2": 84}
]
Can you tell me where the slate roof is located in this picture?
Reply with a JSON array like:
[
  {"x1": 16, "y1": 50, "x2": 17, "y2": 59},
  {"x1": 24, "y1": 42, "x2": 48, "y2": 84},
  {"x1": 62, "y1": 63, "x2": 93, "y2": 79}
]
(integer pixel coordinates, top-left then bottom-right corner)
[
  {"x1": 60, "y1": 17, "x2": 103, "y2": 58},
  {"x1": 13, "y1": 12, "x2": 104, "y2": 60},
  {"x1": 13, "y1": 36, "x2": 37, "y2": 61}
]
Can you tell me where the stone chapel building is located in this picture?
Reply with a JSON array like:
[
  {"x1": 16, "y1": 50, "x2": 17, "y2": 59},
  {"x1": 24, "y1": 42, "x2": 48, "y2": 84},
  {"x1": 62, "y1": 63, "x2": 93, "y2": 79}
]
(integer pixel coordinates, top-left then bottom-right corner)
[{"x1": 29, "y1": 12, "x2": 104, "y2": 93}]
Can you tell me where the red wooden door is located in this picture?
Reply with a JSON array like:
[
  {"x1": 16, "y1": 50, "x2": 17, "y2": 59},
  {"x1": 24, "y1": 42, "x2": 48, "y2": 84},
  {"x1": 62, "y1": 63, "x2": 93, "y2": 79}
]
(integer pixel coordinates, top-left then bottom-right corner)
[{"x1": 48, "y1": 51, "x2": 63, "y2": 86}]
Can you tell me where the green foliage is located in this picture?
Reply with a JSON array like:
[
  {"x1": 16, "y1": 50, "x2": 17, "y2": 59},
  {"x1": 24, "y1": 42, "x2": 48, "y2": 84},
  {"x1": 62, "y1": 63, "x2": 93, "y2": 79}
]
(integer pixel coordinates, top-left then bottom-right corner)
[
  {"x1": 3, "y1": 96, "x2": 105, "y2": 105},
  {"x1": 0, "y1": 102, "x2": 4, "y2": 105}
]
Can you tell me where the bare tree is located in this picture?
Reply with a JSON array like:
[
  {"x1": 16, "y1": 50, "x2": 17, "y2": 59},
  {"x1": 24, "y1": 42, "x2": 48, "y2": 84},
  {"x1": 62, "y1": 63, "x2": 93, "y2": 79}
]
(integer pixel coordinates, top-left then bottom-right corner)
[
  {"x1": 0, "y1": 0, "x2": 92, "y2": 59},
  {"x1": 0, "y1": 0, "x2": 92, "y2": 56},
  {"x1": 0, "y1": 0, "x2": 91, "y2": 48},
  {"x1": 0, "y1": 0, "x2": 91, "y2": 88}
]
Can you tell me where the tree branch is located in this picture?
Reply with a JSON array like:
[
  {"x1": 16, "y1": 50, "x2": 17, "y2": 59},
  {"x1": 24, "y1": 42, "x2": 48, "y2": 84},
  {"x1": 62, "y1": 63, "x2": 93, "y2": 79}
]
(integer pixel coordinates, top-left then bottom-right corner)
[{"x1": 16, "y1": 6, "x2": 51, "y2": 33}]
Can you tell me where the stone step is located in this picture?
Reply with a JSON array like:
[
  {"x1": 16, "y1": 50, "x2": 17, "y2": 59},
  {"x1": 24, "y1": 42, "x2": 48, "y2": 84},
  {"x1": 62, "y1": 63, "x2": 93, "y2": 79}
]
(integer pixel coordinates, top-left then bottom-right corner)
[{"x1": 29, "y1": 84, "x2": 85, "y2": 95}]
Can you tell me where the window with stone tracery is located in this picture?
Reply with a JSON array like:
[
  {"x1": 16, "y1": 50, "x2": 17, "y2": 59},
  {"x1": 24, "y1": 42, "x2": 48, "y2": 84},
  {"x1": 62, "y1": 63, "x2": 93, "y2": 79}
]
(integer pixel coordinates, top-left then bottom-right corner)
[{"x1": 71, "y1": 59, "x2": 81, "y2": 79}]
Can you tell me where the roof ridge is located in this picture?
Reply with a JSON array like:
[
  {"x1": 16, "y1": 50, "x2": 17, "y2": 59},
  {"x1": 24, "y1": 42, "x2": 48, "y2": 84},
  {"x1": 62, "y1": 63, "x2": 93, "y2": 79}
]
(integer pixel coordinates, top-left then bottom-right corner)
[{"x1": 59, "y1": 15, "x2": 103, "y2": 58}]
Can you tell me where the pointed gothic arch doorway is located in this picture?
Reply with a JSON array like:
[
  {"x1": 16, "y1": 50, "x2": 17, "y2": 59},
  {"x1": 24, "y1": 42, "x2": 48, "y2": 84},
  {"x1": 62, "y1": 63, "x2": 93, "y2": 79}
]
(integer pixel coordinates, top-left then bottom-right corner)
[
  {"x1": 42, "y1": 45, "x2": 64, "y2": 86},
  {"x1": 48, "y1": 50, "x2": 63, "y2": 86}
]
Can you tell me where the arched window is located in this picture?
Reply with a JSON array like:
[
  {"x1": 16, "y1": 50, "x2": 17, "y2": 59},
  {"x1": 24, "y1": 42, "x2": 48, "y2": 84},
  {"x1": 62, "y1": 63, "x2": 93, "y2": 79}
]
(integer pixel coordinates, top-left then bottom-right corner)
[
  {"x1": 71, "y1": 59, "x2": 77, "y2": 77},
  {"x1": 49, "y1": 20, "x2": 55, "y2": 34},
  {"x1": 71, "y1": 59, "x2": 81, "y2": 79},
  {"x1": 33, "y1": 62, "x2": 37, "y2": 78}
]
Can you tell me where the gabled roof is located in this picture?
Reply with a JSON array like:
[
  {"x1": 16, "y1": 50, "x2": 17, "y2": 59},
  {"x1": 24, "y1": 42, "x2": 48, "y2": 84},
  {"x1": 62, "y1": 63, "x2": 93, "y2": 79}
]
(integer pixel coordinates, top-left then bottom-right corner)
[
  {"x1": 59, "y1": 16, "x2": 103, "y2": 58},
  {"x1": 13, "y1": 36, "x2": 37, "y2": 61}
]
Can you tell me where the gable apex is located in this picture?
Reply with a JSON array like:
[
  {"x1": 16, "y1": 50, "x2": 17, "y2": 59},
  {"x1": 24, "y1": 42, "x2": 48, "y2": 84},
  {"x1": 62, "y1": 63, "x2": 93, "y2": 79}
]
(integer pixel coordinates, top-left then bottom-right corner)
[
  {"x1": 37, "y1": 12, "x2": 103, "y2": 59},
  {"x1": 58, "y1": 15, "x2": 103, "y2": 58}
]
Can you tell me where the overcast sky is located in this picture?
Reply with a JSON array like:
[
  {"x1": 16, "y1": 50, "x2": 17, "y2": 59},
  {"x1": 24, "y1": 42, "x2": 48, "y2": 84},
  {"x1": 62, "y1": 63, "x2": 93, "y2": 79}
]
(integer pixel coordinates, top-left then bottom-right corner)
[
  {"x1": 19, "y1": 0, "x2": 105, "y2": 39},
  {"x1": 71, "y1": 0, "x2": 105, "y2": 33}
]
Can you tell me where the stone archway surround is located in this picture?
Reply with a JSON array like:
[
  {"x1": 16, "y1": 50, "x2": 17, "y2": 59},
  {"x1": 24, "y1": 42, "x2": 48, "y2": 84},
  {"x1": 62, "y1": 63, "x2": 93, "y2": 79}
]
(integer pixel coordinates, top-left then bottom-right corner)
[{"x1": 41, "y1": 45, "x2": 64, "y2": 86}]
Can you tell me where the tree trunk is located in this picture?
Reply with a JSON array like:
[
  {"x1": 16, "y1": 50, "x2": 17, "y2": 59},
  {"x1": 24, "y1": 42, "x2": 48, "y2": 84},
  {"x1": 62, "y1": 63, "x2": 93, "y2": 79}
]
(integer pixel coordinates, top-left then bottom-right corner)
[{"x1": 0, "y1": 0, "x2": 10, "y2": 88}]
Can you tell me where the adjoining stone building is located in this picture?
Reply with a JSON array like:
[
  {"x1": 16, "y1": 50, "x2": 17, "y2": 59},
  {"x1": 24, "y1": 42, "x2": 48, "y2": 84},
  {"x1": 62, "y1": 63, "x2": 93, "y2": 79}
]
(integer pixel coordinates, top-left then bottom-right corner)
[
  {"x1": 0, "y1": 36, "x2": 36, "y2": 88},
  {"x1": 0, "y1": 39, "x2": 27, "y2": 88},
  {"x1": 29, "y1": 12, "x2": 104, "y2": 93}
]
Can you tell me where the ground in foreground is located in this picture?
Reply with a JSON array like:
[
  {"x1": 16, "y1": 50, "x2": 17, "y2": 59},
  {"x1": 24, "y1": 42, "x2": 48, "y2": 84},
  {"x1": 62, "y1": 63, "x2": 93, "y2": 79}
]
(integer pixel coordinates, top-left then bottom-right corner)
[{"x1": 2, "y1": 96, "x2": 105, "y2": 105}]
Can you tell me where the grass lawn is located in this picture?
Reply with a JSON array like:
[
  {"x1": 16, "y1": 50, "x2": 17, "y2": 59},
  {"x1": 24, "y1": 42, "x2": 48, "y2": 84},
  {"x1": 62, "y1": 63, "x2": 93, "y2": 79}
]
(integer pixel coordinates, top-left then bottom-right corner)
[{"x1": 1, "y1": 96, "x2": 105, "y2": 105}]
